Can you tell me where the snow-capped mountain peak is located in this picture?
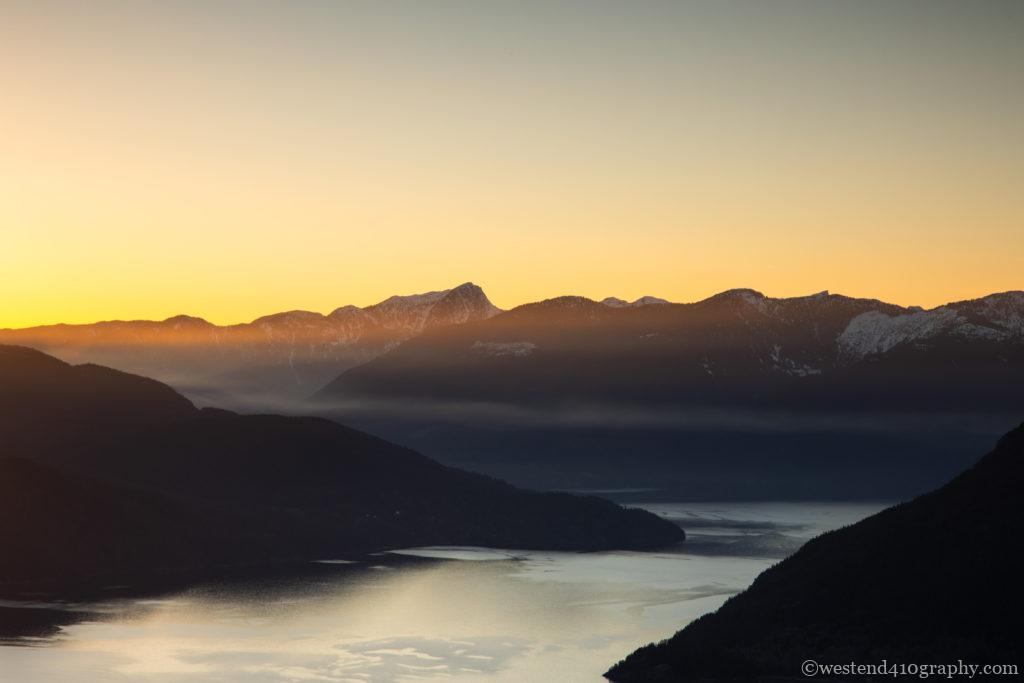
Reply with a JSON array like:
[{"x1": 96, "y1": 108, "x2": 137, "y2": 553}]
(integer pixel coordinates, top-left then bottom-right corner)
[
  {"x1": 362, "y1": 282, "x2": 502, "y2": 333},
  {"x1": 837, "y1": 291, "x2": 1024, "y2": 360}
]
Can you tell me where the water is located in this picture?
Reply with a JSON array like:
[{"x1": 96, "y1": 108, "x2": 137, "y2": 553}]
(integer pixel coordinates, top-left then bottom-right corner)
[{"x1": 0, "y1": 501, "x2": 886, "y2": 682}]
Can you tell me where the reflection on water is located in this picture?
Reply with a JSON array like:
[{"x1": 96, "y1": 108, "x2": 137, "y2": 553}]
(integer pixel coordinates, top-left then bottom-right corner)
[{"x1": 0, "y1": 502, "x2": 885, "y2": 682}]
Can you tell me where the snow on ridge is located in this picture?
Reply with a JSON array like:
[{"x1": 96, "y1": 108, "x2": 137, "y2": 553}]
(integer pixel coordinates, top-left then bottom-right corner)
[
  {"x1": 371, "y1": 289, "x2": 450, "y2": 310},
  {"x1": 962, "y1": 291, "x2": 1024, "y2": 335},
  {"x1": 837, "y1": 308, "x2": 961, "y2": 359},
  {"x1": 601, "y1": 295, "x2": 671, "y2": 308},
  {"x1": 633, "y1": 296, "x2": 671, "y2": 306},
  {"x1": 328, "y1": 305, "x2": 363, "y2": 317},
  {"x1": 364, "y1": 288, "x2": 459, "y2": 332},
  {"x1": 471, "y1": 341, "x2": 537, "y2": 357},
  {"x1": 368, "y1": 283, "x2": 502, "y2": 332},
  {"x1": 952, "y1": 323, "x2": 1004, "y2": 341},
  {"x1": 768, "y1": 344, "x2": 822, "y2": 377},
  {"x1": 427, "y1": 283, "x2": 503, "y2": 324},
  {"x1": 710, "y1": 288, "x2": 770, "y2": 313},
  {"x1": 251, "y1": 310, "x2": 327, "y2": 329}
]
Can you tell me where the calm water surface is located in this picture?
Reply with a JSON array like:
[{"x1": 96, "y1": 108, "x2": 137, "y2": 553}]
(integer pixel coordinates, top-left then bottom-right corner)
[{"x1": 0, "y1": 502, "x2": 886, "y2": 682}]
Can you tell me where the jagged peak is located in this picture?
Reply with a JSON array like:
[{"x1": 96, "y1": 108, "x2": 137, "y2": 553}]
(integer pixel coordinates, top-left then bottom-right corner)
[
  {"x1": 357, "y1": 283, "x2": 503, "y2": 331},
  {"x1": 439, "y1": 282, "x2": 495, "y2": 305},
  {"x1": 426, "y1": 282, "x2": 502, "y2": 324}
]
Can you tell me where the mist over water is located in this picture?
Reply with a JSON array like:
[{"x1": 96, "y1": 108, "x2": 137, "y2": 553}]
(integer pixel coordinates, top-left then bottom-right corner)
[{"x1": 0, "y1": 501, "x2": 885, "y2": 682}]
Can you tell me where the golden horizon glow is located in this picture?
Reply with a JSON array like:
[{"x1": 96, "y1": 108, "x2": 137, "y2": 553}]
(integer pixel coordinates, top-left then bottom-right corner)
[
  {"x1": 2, "y1": 2, "x2": 1021, "y2": 328},
  {"x1": 5, "y1": 280, "x2": 1024, "y2": 331}
]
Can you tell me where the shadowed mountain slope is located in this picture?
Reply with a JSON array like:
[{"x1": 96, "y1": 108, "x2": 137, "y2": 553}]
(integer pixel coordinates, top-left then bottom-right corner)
[
  {"x1": 318, "y1": 289, "x2": 1024, "y2": 409},
  {"x1": 311, "y1": 290, "x2": 1024, "y2": 499}
]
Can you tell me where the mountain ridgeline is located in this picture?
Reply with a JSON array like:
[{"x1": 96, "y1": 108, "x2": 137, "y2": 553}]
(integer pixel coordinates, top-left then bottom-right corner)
[
  {"x1": 605, "y1": 422, "x2": 1024, "y2": 681},
  {"x1": 312, "y1": 289, "x2": 1024, "y2": 499},
  {"x1": 4, "y1": 286, "x2": 1023, "y2": 500},
  {"x1": 0, "y1": 283, "x2": 501, "y2": 406},
  {"x1": 0, "y1": 346, "x2": 682, "y2": 593},
  {"x1": 318, "y1": 288, "x2": 1024, "y2": 409}
]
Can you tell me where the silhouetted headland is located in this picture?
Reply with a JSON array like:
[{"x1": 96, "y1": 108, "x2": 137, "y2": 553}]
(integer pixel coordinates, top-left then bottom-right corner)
[
  {"x1": 0, "y1": 345, "x2": 683, "y2": 596},
  {"x1": 605, "y1": 422, "x2": 1024, "y2": 681}
]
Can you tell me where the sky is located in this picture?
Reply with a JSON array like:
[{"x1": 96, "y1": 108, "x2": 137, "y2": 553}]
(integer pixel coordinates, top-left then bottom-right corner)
[{"x1": 2, "y1": 0, "x2": 1022, "y2": 327}]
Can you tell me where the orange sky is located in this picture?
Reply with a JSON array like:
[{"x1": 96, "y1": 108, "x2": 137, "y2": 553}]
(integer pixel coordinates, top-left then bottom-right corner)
[{"x1": 2, "y1": 1, "x2": 1021, "y2": 328}]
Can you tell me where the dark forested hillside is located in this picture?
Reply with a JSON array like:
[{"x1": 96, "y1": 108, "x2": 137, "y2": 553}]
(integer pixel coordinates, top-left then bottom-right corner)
[
  {"x1": 605, "y1": 423, "x2": 1024, "y2": 681},
  {"x1": 0, "y1": 346, "x2": 682, "y2": 594}
]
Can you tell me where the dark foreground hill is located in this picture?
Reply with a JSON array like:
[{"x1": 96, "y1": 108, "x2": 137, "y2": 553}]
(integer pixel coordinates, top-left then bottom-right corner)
[
  {"x1": 0, "y1": 345, "x2": 682, "y2": 594},
  {"x1": 605, "y1": 423, "x2": 1024, "y2": 682}
]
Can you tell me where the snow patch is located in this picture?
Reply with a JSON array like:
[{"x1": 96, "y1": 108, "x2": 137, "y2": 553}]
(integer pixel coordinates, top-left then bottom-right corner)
[
  {"x1": 601, "y1": 296, "x2": 671, "y2": 308},
  {"x1": 768, "y1": 344, "x2": 822, "y2": 377},
  {"x1": 632, "y1": 296, "x2": 671, "y2": 306},
  {"x1": 471, "y1": 341, "x2": 537, "y2": 358},
  {"x1": 838, "y1": 309, "x2": 960, "y2": 359},
  {"x1": 964, "y1": 291, "x2": 1024, "y2": 336},
  {"x1": 952, "y1": 323, "x2": 1003, "y2": 340}
]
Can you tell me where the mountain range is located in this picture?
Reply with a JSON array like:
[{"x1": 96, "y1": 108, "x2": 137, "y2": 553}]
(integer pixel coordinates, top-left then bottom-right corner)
[
  {"x1": 313, "y1": 288, "x2": 1024, "y2": 499},
  {"x1": 606, "y1": 421, "x2": 1024, "y2": 681},
  {"x1": 4, "y1": 285, "x2": 1022, "y2": 499},
  {"x1": 0, "y1": 282, "x2": 501, "y2": 405},
  {"x1": 0, "y1": 345, "x2": 682, "y2": 594},
  {"x1": 7, "y1": 284, "x2": 1021, "y2": 413},
  {"x1": 318, "y1": 288, "x2": 1024, "y2": 407}
]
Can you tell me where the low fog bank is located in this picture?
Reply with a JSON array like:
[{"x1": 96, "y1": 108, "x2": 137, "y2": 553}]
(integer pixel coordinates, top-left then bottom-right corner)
[
  {"x1": 306, "y1": 396, "x2": 1016, "y2": 437},
  {"x1": 301, "y1": 396, "x2": 1015, "y2": 501},
  {"x1": 139, "y1": 380, "x2": 1017, "y2": 503},
  {"x1": 193, "y1": 386, "x2": 1015, "y2": 442}
]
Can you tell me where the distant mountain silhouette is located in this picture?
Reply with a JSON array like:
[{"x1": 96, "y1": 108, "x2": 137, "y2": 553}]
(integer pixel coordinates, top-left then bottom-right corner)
[
  {"x1": 605, "y1": 422, "x2": 1024, "y2": 681},
  {"x1": 0, "y1": 283, "x2": 500, "y2": 405},
  {"x1": 0, "y1": 345, "x2": 682, "y2": 594},
  {"x1": 312, "y1": 290, "x2": 1024, "y2": 499}
]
